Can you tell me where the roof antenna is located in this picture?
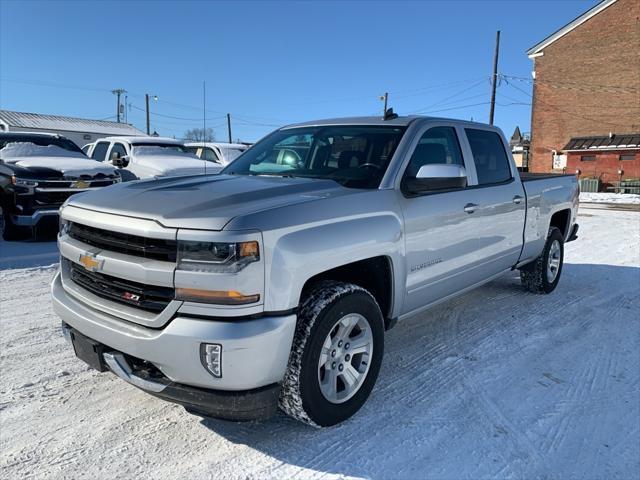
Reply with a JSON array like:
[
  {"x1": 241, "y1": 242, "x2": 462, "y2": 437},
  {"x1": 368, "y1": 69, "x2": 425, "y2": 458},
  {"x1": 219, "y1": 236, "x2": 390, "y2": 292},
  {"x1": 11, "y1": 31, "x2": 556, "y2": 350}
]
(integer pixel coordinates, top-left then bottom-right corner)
[
  {"x1": 203, "y1": 80, "x2": 207, "y2": 175},
  {"x1": 383, "y1": 107, "x2": 398, "y2": 121}
]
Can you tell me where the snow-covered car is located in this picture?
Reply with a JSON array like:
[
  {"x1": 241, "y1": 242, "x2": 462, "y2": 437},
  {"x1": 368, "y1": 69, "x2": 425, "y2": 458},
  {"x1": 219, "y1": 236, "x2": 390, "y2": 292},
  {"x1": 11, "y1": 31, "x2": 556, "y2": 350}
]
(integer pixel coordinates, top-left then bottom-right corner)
[
  {"x1": 0, "y1": 132, "x2": 120, "y2": 240},
  {"x1": 87, "y1": 136, "x2": 221, "y2": 179},
  {"x1": 185, "y1": 142, "x2": 250, "y2": 166}
]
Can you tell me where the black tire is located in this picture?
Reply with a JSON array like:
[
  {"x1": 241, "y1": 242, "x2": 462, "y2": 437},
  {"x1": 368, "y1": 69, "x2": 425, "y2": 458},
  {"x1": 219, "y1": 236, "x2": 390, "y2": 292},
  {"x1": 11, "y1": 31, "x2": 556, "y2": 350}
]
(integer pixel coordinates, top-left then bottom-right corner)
[
  {"x1": 1, "y1": 207, "x2": 29, "y2": 241},
  {"x1": 279, "y1": 281, "x2": 385, "y2": 427},
  {"x1": 519, "y1": 226, "x2": 564, "y2": 294}
]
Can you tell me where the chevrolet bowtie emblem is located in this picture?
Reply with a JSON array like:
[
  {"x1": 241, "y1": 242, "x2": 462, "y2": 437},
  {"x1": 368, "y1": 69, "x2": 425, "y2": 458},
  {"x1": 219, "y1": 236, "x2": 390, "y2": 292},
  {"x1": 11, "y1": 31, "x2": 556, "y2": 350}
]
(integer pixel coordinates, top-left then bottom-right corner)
[
  {"x1": 72, "y1": 180, "x2": 90, "y2": 189},
  {"x1": 78, "y1": 253, "x2": 103, "y2": 272}
]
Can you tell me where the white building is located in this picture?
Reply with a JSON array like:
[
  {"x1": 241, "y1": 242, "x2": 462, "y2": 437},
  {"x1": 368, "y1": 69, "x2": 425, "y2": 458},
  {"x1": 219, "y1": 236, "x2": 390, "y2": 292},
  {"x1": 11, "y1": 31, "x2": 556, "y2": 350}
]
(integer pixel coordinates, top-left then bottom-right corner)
[{"x1": 0, "y1": 110, "x2": 145, "y2": 148}]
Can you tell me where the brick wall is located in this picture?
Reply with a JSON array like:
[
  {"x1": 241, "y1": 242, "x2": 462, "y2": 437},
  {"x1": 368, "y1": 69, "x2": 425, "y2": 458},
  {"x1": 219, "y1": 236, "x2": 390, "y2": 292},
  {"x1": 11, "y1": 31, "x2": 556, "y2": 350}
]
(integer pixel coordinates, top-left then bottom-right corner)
[
  {"x1": 566, "y1": 150, "x2": 639, "y2": 186},
  {"x1": 529, "y1": 0, "x2": 640, "y2": 172}
]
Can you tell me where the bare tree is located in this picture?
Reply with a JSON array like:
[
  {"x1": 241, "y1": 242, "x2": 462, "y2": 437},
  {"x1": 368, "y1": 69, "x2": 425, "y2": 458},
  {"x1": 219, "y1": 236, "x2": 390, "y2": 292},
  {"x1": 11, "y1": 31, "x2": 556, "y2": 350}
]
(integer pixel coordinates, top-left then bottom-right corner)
[{"x1": 183, "y1": 128, "x2": 215, "y2": 142}]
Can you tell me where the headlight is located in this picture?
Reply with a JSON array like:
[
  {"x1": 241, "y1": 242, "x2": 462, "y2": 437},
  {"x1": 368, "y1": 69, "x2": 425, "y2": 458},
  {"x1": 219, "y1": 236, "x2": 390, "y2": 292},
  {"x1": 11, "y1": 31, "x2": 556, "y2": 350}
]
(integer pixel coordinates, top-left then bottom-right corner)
[
  {"x1": 177, "y1": 240, "x2": 259, "y2": 273},
  {"x1": 11, "y1": 176, "x2": 39, "y2": 188},
  {"x1": 59, "y1": 217, "x2": 70, "y2": 236}
]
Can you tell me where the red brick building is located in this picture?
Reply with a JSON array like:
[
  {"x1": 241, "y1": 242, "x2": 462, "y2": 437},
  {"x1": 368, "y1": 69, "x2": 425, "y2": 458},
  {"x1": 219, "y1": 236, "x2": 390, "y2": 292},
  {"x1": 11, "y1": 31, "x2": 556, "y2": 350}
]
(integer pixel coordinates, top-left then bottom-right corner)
[{"x1": 527, "y1": 0, "x2": 640, "y2": 188}]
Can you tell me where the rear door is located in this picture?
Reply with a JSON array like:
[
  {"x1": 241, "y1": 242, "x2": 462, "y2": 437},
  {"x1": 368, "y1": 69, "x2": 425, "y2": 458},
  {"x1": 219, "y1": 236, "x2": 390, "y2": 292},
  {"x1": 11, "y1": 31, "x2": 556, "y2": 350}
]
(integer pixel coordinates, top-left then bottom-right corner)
[{"x1": 462, "y1": 128, "x2": 526, "y2": 275}]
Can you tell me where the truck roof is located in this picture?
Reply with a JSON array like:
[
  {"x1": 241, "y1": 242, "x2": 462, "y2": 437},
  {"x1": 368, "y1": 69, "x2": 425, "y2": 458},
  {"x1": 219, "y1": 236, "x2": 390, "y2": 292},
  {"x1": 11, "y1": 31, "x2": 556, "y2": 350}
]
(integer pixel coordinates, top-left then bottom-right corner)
[
  {"x1": 0, "y1": 131, "x2": 62, "y2": 139},
  {"x1": 185, "y1": 142, "x2": 248, "y2": 149},
  {"x1": 99, "y1": 136, "x2": 184, "y2": 145},
  {"x1": 282, "y1": 115, "x2": 497, "y2": 130}
]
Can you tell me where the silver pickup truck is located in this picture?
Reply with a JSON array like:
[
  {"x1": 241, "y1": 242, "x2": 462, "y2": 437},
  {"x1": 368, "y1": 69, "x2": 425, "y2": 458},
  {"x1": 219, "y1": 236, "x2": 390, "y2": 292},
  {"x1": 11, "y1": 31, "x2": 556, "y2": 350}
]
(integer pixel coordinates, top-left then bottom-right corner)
[{"x1": 52, "y1": 115, "x2": 579, "y2": 427}]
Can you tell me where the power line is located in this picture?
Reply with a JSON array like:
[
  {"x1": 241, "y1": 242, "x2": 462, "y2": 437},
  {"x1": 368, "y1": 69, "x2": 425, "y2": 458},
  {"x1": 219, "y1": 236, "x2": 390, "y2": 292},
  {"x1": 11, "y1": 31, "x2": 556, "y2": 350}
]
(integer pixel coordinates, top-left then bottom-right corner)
[
  {"x1": 501, "y1": 74, "x2": 640, "y2": 95},
  {"x1": 410, "y1": 78, "x2": 488, "y2": 113},
  {"x1": 419, "y1": 102, "x2": 491, "y2": 114},
  {"x1": 129, "y1": 104, "x2": 225, "y2": 121},
  {"x1": 0, "y1": 77, "x2": 112, "y2": 93},
  {"x1": 504, "y1": 79, "x2": 637, "y2": 129}
]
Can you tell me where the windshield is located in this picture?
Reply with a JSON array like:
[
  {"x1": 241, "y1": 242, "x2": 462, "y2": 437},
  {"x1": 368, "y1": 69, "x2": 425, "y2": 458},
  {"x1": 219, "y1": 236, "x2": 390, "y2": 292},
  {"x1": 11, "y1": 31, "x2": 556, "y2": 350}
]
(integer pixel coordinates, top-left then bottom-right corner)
[
  {"x1": 223, "y1": 126, "x2": 405, "y2": 189},
  {"x1": 131, "y1": 144, "x2": 198, "y2": 158},
  {"x1": 221, "y1": 147, "x2": 246, "y2": 163},
  {"x1": 0, "y1": 134, "x2": 84, "y2": 156},
  {"x1": 0, "y1": 141, "x2": 86, "y2": 160}
]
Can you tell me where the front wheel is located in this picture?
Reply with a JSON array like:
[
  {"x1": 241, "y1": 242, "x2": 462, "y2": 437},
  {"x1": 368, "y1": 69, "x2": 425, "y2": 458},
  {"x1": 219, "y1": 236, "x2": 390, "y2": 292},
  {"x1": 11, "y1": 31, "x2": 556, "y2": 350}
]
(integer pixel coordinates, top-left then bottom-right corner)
[
  {"x1": 279, "y1": 281, "x2": 384, "y2": 427},
  {"x1": 520, "y1": 226, "x2": 564, "y2": 294}
]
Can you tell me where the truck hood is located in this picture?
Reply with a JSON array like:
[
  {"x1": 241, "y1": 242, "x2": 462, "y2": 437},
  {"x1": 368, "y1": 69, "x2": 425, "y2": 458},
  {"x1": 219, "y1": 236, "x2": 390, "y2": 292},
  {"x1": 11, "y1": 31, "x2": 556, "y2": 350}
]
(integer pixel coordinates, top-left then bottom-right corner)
[
  {"x1": 67, "y1": 174, "x2": 353, "y2": 230},
  {"x1": 7, "y1": 156, "x2": 117, "y2": 177},
  {"x1": 133, "y1": 154, "x2": 217, "y2": 177}
]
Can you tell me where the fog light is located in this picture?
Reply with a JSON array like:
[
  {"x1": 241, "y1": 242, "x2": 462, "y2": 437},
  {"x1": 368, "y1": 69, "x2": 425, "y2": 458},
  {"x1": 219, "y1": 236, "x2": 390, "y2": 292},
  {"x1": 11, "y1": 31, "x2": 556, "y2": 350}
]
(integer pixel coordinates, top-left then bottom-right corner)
[{"x1": 200, "y1": 343, "x2": 222, "y2": 378}]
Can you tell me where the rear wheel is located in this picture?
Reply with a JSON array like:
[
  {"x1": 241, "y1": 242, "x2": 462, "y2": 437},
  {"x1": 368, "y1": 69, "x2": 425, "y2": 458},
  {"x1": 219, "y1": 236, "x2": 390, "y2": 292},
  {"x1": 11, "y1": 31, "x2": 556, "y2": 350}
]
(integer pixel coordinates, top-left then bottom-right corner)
[
  {"x1": 279, "y1": 281, "x2": 384, "y2": 427},
  {"x1": 519, "y1": 226, "x2": 564, "y2": 294}
]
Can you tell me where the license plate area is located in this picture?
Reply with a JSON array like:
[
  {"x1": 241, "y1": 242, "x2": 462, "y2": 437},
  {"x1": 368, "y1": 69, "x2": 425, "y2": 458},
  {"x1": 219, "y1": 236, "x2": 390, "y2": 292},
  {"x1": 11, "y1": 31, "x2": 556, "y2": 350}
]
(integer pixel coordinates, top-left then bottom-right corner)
[{"x1": 70, "y1": 329, "x2": 108, "y2": 372}]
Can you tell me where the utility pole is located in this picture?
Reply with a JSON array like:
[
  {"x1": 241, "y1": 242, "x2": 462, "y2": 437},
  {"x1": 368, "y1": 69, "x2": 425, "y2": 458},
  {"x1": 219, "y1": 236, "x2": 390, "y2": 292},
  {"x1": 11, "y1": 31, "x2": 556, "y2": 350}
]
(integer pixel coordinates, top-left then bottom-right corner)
[
  {"x1": 227, "y1": 113, "x2": 232, "y2": 143},
  {"x1": 489, "y1": 30, "x2": 501, "y2": 125},
  {"x1": 145, "y1": 94, "x2": 150, "y2": 135},
  {"x1": 112, "y1": 88, "x2": 126, "y2": 123},
  {"x1": 381, "y1": 92, "x2": 388, "y2": 115}
]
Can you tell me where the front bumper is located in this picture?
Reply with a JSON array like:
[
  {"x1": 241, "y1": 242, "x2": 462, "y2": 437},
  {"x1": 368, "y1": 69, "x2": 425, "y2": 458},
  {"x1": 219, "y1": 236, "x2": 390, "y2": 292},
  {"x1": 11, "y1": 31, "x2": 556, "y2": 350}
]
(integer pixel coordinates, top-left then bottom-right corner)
[
  {"x1": 52, "y1": 271, "x2": 296, "y2": 418},
  {"x1": 12, "y1": 208, "x2": 59, "y2": 226}
]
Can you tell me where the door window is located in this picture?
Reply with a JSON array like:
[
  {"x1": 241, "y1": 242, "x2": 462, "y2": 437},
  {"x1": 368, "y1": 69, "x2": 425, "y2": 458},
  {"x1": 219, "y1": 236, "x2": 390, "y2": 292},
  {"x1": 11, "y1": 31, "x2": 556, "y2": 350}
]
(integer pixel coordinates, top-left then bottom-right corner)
[
  {"x1": 405, "y1": 126, "x2": 464, "y2": 178},
  {"x1": 109, "y1": 143, "x2": 127, "y2": 160},
  {"x1": 465, "y1": 129, "x2": 512, "y2": 185},
  {"x1": 91, "y1": 142, "x2": 110, "y2": 161},
  {"x1": 202, "y1": 147, "x2": 221, "y2": 163}
]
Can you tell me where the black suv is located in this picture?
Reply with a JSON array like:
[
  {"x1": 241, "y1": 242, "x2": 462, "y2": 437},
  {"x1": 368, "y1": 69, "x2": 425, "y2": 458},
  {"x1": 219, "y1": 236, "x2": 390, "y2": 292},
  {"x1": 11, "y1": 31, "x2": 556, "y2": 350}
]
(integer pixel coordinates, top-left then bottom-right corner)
[{"x1": 0, "y1": 132, "x2": 120, "y2": 240}]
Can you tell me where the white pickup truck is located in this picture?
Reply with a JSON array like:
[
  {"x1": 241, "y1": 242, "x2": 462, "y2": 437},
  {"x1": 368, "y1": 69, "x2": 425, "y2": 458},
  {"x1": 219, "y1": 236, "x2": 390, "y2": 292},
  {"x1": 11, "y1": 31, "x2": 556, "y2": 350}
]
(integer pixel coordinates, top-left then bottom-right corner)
[
  {"x1": 185, "y1": 142, "x2": 250, "y2": 166},
  {"x1": 52, "y1": 116, "x2": 579, "y2": 427},
  {"x1": 87, "y1": 136, "x2": 221, "y2": 180}
]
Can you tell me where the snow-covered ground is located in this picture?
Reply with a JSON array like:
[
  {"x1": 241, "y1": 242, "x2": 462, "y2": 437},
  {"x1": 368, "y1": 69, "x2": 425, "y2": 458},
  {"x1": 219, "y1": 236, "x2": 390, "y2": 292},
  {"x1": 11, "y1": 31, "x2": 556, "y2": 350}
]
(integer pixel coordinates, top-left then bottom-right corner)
[
  {"x1": 580, "y1": 192, "x2": 640, "y2": 205},
  {"x1": 1, "y1": 207, "x2": 639, "y2": 479}
]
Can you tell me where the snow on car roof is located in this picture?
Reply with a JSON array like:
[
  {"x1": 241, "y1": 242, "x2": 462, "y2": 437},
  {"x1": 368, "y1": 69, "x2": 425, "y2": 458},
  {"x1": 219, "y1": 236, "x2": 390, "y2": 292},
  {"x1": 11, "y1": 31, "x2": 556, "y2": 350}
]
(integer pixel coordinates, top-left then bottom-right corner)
[
  {"x1": 185, "y1": 142, "x2": 248, "y2": 149},
  {"x1": 101, "y1": 136, "x2": 185, "y2": 146}
]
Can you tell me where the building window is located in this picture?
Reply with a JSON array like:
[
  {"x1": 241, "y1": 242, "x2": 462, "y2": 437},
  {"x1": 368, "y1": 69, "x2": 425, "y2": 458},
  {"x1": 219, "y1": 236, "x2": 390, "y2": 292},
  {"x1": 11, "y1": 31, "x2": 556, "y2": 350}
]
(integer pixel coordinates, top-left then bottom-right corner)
[
  {"x1": 619, "y1": 154, "x2": 635, "y2": 161},
  {"x1": 581, "y1": 155, "x2": 596, "y2": 162}
]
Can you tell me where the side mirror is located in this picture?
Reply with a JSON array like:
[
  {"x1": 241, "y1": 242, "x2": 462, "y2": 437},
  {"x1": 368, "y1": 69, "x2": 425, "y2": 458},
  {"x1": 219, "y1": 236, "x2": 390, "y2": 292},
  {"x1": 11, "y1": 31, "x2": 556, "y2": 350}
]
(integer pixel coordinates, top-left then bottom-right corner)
[
  {"x1": 405, "y1": 164, "x2": 467, "y2": 195},
  {"x1": 113, "y1": 155, "x2": 129, "y2": 168}
]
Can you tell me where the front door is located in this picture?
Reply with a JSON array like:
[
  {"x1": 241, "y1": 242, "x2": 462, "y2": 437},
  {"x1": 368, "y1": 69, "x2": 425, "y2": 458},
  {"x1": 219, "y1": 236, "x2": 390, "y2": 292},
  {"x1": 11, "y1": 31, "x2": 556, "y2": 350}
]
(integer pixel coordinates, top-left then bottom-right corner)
[{"x1": 399, "y1": 124, "x2": 485, "y2": 314}]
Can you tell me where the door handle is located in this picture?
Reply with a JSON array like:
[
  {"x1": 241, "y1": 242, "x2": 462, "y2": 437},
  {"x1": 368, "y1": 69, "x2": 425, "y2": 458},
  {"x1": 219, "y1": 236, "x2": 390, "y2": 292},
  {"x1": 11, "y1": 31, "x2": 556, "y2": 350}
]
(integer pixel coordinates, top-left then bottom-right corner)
[
  {"x1": 513, "y1": 195, "x2": 524, "y2": 204},
  {"x1": 463, "y1": 203, "x2": 478, "y2": 214}
]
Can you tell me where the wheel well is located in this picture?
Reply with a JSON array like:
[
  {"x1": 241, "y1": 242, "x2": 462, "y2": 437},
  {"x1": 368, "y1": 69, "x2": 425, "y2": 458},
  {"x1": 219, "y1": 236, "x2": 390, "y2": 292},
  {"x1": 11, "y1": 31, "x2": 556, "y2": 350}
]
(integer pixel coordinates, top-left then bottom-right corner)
[
  {"x1": 301, "y1": 256, "x2": 394, "y2": 327},
  {"x1": 550, "y1": 209, "x2": 571, "y2": 238}
]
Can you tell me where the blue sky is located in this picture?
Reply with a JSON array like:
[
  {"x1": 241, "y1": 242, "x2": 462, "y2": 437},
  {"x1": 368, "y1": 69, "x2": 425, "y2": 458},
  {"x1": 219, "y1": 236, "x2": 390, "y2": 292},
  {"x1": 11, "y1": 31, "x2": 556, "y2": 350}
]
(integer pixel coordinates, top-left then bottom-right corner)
[{"x1": 0, "y1": 0, "x2": 596, "y2": 142}]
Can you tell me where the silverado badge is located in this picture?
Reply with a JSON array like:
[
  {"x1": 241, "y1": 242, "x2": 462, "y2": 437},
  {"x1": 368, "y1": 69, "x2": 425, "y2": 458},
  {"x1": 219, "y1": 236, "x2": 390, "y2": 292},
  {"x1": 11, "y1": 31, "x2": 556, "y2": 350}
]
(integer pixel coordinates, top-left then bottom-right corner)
[{"x1": 78, "y1": 253, "x2": 103, "y2": 272}]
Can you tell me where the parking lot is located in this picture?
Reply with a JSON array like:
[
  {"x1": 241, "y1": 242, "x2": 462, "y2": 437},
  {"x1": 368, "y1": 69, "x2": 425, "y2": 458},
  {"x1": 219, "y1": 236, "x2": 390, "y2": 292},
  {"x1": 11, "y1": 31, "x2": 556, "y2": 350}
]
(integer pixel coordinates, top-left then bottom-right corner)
[{"x1": 1, "y1": 205, "x2": 638, "y2": 479}]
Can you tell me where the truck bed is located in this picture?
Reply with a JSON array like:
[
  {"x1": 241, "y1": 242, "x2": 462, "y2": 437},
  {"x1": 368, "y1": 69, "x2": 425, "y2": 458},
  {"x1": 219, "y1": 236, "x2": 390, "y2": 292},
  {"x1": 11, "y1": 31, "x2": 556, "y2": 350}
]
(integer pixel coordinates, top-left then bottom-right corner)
[{"x1": 520, "y1": 172, "x2": 575, "y2": 182}]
